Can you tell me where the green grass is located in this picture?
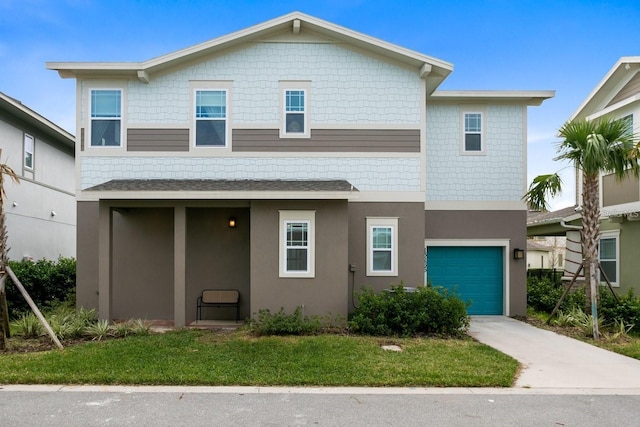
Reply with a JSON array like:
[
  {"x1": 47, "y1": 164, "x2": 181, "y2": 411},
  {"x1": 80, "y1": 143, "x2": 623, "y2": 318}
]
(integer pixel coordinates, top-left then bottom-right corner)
[{"x1": 0, "y1": 330, "x2": 517, "y2": 387}]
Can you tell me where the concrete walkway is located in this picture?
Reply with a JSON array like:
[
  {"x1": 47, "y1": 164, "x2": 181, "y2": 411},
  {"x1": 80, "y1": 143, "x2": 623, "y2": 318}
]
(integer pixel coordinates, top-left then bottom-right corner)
[{"x1": 468, "y1": 316, "x2": 640, "y2": 389}]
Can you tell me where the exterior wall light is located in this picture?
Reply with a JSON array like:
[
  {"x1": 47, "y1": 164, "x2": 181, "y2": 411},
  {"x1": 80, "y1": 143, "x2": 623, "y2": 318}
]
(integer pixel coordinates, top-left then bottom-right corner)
[
  {"x1": 228, "y1": 217, "x2": 237, "y2": 228},
  {"x1": 513, "y1": 248, "x2": 525, "y2": 260}
]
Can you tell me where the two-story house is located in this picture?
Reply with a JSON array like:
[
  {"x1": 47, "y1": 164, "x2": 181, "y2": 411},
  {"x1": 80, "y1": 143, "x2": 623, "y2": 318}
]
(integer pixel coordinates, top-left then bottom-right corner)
[
  {"x1": 528, "y1": 56, "x2": 640, "y2": 295},
  {"x1": 48, "y1": 12, "x2": 553, "y2": 326},
  {"x1": 0, "y1": 91, "x2": 75, "y2": 261}
]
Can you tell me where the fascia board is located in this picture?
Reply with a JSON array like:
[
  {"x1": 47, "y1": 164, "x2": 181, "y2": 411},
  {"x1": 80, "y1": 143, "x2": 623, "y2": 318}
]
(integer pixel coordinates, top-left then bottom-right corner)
[
  {"x1": 568, "y1": 56, "x2": 640, "y2": 121},
  {"x1": 429, "y1": 90, "x2": 555, "y2": 105}
]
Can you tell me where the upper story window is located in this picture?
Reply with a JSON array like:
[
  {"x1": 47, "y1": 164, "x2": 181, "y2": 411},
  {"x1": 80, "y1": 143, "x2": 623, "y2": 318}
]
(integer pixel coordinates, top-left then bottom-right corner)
[
  {"x1": 24, "y1": 133, "x2": 34, "y2": 170},
  {"x1": 464, "y1": 112, "x2": 483, "y2": 152},
  {"x1": 366, "y1": 217, "x2": 398, "y2": 276},
  {"x1": 285, "y1": 90, "x2": 306, "y2": 135},
  {"x1": 90, "y1": 89, "x2": 122, "y2": 147},
  {"x1": 195, "y1": 89, "x2": 227, "y2": 147},
  {"x1": 280, "y1": 81, "x2": 310, "y2": 138}
]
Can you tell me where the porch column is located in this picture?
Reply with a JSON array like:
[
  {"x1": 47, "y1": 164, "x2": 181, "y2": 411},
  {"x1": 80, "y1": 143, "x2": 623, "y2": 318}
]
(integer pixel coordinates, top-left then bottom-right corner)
[
  {"x1": 97, "y1": 202, "x2": 111, "y2": 321},
  {"x1": 174, "y1": 205, "x2": 186, "y2": 327}
]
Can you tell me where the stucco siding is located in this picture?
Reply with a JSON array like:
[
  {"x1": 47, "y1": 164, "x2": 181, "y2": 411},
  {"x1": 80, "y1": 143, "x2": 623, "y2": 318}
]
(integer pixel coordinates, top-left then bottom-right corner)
[
  {"x1": 425, "y1": 103, "x2": 525, "y2": 202},
  {"x1": 425, "y1": 210, "x2": 527, "y2": 316},
  {"x1": 249, "y1": 199, "x2": 349, "y2": 317},
  {"x1": 347, "y1": 202, "x2": 426, "y2": 307}
]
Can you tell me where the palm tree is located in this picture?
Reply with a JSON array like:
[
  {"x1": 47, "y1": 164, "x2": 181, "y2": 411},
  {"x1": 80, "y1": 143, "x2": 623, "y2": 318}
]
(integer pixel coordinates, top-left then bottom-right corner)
[
  {"x1": 525, "y1": 117, "x2": 639, "y2": 338},
  {"x1": 0, "y1": 149, "x2": 19, "y2": 350}
]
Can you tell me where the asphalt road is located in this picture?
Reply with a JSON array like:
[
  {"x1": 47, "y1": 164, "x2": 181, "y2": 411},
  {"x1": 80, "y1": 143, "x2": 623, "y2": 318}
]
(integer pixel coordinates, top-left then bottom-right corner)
[{"x1": 1, "y1": 387, "x2": 639, "y2": 426}]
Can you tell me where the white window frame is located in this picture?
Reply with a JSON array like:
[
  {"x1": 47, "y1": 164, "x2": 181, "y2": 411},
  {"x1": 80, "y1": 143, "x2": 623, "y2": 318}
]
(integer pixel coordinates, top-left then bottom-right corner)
[
  {"x1": 279, "y1": 81, "x2": 310, "y2": 139},
  {"x1": 193, "y1": 88, "x2": 229, "y2": 148},
  {"x1": 24, "y1": 133, "x2": 34, "y2": 170},
  {"x1": 366, "y1": 217, "x2": 398, "y2": 277},
  {"x1": 89, "y1": 88, "x2": 123, "y2": 148},
  {"x1": 279, "y1": 210, "x2": 315, "y2": 278},
  {"x1": 599, "y1": 231, "x2": 620, "y2": 286},
  {"x1": 460, "y1": 107, "x2": 486, "y2": 155}
]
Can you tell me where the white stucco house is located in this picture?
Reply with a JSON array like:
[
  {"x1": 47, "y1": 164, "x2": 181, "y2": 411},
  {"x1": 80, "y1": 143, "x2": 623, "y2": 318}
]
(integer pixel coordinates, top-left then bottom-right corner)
[{"x1": 0, "y1": 91, "x2": 76, "y2": 260}]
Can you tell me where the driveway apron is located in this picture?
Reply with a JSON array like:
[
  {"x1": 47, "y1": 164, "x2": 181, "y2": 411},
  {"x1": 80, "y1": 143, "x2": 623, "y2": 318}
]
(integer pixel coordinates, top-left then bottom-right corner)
[{"x1": 468, "y1": 316, "x2": 640, "y2": 389}]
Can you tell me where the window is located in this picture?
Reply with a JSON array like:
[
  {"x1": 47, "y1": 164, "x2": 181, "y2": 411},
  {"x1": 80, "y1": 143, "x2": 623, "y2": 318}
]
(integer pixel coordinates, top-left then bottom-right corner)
[
  {"x1": 90, "y1": 89, "x2": 121, "y2": 147},
  {"x1": 279, "y1": 211, "x2": 315, "y2": 278},
  {"x1": 599, "y1": 233, "x2": 619, "y2": 285},
  {"x1": 285, "y1": 90, "x2": 306, "y2": 134},
  {"x1": 195, "y1": 90, "x2": 227, "y2": 147},
  {"x1": 24, "y1": 133, "x2": 34, "y2": 170},
  {"x1": 366, "y1": 218, "x2": 398, "y2": 276},
  {"x1": 620, "y1": 114, "x2": 633, "y2": 134},
  {"x1": 464, "y1": 112, "x2": 482, "y2": 152},
  {"x1": 280, "y1": 82, "x2": 310, "y2": 138}
]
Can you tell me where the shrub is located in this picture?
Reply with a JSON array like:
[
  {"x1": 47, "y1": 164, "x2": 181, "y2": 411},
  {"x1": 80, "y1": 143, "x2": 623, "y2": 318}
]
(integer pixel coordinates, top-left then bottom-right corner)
[
  {"x1": 600, "y1": 288, "x2": 640, "y2": 333},
  {"x1": 6, "y1": 257, "x2": 76, "y2": 318},
  {"x1": 349, "y1": 284, "x2": 469, "y2": 337},
  {"x1": 249, "y1": 307, "x2": 322, "y2": 336},
  {"x1": 527, "y1": 276, "x2": 584, "y2": 313}
]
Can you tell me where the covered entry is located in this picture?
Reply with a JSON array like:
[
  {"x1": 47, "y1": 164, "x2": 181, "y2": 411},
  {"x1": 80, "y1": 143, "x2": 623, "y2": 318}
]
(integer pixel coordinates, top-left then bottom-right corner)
[{"x1": 426, "y1": 245, "x2": 505, "y2": 315}]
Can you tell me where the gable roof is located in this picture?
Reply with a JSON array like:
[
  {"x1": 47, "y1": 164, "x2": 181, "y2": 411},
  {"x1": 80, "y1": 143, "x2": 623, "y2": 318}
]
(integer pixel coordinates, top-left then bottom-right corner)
[
  {"x1": 569, "y1": 56, "x2": 640, "y2": 121},
  {"x1": 0, "y1": 91, "x2": 74, "y2": 149},
  {"x1": 46, "y1": 12, "x2": 453, "y2": 93}
]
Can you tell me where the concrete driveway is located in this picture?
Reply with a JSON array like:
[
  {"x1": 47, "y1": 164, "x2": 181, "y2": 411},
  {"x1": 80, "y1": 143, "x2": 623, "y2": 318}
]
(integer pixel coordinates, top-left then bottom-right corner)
[{"x1": 468, "y1": 316, "x2": 640, "y2": 389}]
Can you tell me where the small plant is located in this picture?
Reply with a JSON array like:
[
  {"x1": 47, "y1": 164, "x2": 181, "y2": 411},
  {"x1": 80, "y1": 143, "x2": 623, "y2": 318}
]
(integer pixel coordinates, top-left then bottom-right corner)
[
  {"x1": 602, "y1": 318, "x2": 635, "y2": 342},
  {"x1": 249, "y1": 307, "x2": 322, "y2": 336},
  {"x1": 11, "y1": 313, "x2": 42, "y2": 338},
  {"x1": 85, "y1": 319, "x2": 112, "y2": 341},
  {"x1": 130, "y1": 319, "x2": 150, "y2": 336}
]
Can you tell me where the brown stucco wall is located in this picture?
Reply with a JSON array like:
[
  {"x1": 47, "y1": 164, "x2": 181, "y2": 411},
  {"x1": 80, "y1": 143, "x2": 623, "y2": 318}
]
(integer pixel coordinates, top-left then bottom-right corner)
[
  {"x1": 111, "y1": 208, "x2": 174, "y2": 320},
  {"x1": 185, "y1": 207, "x2": 251, "y2": 323},
  {"x1": 425, "y1": 210, "x2": 527, "y2": 316},
  {"x1": 347, "y1": 202, "x2": 426, "y2": 309},
  {"x1": 76, "y1": 201, "x2": 99, "y2": 310},
  {"x1": 249, "y1": 199, "x2": 349, "y2": 317}
]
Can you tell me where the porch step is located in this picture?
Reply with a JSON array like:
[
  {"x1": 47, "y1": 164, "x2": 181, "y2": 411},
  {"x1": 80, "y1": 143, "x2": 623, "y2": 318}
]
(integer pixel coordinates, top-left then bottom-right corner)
[{"x1": 188, "y1": 320, "x2": 245, "y2": 330}]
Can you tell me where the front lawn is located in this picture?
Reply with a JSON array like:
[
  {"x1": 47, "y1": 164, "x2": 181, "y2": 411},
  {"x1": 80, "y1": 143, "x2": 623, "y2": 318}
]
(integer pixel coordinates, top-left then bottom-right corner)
[{"x1": 0, "y1": 329, "x2": 517, "y2": 387}]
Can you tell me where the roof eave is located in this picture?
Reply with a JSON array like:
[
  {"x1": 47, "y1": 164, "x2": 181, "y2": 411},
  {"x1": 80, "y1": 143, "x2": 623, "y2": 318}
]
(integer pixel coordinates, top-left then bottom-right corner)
[
  {"x1": 47, "y1": 11, "x2": 453, "y2": 86},
  {"x1": 569, "y1": 56, "x2": 640, "y2": 121},
  {"x1": 430, "y1": 90, "x2": 556, "y2": 106},
  {"x1": 0, "y1": 92, "x2": 75, "y2": 149}
]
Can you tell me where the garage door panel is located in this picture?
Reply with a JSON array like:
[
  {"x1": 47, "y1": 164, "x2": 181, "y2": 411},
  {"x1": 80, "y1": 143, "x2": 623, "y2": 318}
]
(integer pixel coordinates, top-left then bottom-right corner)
[{"x1": 427, "y1": 246, "x2": 504, "y2": 315}]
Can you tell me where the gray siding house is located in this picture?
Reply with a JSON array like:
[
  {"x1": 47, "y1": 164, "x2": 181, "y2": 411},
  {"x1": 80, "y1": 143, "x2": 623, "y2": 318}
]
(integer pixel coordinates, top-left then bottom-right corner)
[
  {"x1": 0, "y1": 91, "x2": 75, "y2": 261},
  {"x1": 48, "y1": 12, "x2": 553, "y2": 325}
]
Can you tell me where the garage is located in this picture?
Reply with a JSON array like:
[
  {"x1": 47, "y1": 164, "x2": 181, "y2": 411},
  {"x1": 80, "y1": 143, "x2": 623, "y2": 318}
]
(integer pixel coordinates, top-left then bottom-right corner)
[{"x1": 426, "y1": 246, "x2": 504, "y2": 315}]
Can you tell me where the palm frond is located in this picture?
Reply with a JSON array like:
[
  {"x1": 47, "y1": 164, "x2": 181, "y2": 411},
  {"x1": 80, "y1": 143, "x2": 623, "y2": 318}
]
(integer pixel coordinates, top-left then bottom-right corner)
[{"x1": 523, "y1": 173, "x2": 563, "y2": 212}]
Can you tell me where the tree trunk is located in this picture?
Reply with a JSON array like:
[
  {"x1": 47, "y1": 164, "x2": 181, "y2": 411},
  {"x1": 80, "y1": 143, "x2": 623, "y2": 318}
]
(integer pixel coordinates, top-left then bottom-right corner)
[
  {"x1": 0, "y1": 194, "x2": 6, "y2": 350},
  {"x1": 581, "y1": 173, "x2": 600, "y2": 337}
]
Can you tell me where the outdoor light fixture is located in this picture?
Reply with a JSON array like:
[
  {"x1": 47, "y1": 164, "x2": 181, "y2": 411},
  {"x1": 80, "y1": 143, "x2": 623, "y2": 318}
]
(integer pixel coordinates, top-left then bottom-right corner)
[
  {"x1": 50, "y1": 210, "x2": 57, "y2": 217},
  {"x1": 513, "y1": 248, "x2": 525, "y2": 260},
  {"x1": 228, "y1": 217, "x2": 237, "y2": 228}
]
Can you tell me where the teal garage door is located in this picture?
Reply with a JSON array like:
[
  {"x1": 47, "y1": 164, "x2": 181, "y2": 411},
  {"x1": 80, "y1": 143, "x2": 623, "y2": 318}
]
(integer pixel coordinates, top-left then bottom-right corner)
[{"x1": 426, "y1": 246, "x2": 504, "y2": 315}]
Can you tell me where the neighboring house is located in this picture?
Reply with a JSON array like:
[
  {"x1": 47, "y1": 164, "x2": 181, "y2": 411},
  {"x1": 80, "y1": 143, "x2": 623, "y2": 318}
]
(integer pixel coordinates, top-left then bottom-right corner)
[
  {"x1": 48, "y1": 12, "x2": 553, "y2": 325},
  {"x1": 0, "y1": 91, "x2": 75, "y2": 261},
  {"x1": 526, "y1": 236, "x2": 565, "y2": 270},
  {"x1": 528, "y1": 56, "x2": 640, "y2": 295}
]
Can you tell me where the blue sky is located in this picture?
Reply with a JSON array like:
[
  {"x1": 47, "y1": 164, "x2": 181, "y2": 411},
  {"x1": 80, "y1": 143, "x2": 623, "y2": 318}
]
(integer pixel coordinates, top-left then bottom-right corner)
[{"x1": 2, "y1": 0, "x2": 640, "y2": 209}]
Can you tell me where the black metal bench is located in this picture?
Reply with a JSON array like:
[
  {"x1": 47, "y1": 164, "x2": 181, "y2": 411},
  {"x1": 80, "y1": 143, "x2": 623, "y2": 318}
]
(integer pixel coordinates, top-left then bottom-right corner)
[{"x1": 196, "y1": 289, "x2": 240, "y2": 323}]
